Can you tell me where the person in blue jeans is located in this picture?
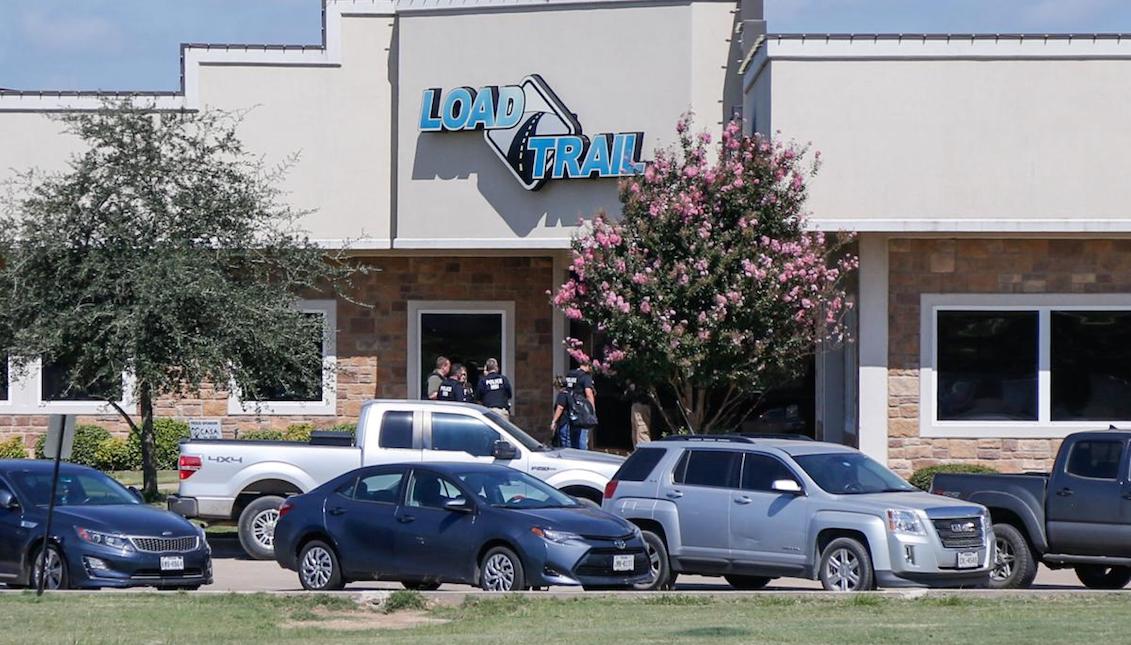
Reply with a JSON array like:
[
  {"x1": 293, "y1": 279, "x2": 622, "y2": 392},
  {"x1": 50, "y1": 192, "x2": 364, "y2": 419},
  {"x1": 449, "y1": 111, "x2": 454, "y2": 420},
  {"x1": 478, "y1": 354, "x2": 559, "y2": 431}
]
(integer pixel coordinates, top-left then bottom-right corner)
[{"x1": 549, "y1": 377, "x2": 589, "y2": 449}]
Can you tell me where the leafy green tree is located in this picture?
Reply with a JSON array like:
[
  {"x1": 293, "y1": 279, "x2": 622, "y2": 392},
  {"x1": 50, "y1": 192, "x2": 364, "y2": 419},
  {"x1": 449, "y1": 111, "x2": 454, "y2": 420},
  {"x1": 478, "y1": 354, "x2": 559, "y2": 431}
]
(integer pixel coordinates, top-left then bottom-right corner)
[
  {"x1": 0, "y1": 102, "x2": 365, "y2": 498},
  {"x1": 553, "y1": 117, "x2": 855, "y2": 433}
]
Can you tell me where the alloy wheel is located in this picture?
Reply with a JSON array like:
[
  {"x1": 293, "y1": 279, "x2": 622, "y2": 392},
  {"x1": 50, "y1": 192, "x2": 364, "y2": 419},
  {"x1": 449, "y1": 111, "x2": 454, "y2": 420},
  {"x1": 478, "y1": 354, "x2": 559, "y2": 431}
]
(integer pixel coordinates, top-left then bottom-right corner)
[
  {"x1": 991, "y1": 536, "x2": 1015, "y2": 582},
  {"x1": 301, "y1": 546, "x2": 334, "y2": 589},
  {"x1": 645, "y1": 541, "x2": 662, "y2": 582},
  {"x1": 33, "y1": 548, "x2": 65, "y2": 590},
  {"x1": 252, "y1": 509, "x2": 279, "y2": 549},
  {"x1": 482, "y1": 553, "x2": 516, "y2": 591},
  {"x1": 824, "y1": 548, "x2": 861, "y2": 591}
]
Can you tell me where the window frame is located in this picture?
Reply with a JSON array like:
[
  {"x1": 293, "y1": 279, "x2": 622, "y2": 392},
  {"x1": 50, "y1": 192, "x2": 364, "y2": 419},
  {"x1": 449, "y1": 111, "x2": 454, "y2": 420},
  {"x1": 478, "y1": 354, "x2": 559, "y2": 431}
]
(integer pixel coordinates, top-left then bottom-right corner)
[
  {"x1": 426, "y1": 411, "x2": 501, "y2": 458},
  {"x1": 350, "y1": 469, "x2": 408, "y2": 505},
  {"x1": 227, "y1": 299, "x2": 337, "y2": 416},
  {"x1": 671, "y1": 448, "x2": 742, "y2": 489},
  {"x1": 1064, "y1": 440, "x2": 1125, "y2": 481},
  {"x1": 0, "y1": 356, "x2": 134, "y2": 415},
  {"x1": 739, "y1": 452, "x2": 802, "y2": 494},
  {"x1": 406, "y1": 300, "x2": 514, "y2": 403},
  {"x1": 921, "y1": 293, "x2": 1131, "y2": 438}
]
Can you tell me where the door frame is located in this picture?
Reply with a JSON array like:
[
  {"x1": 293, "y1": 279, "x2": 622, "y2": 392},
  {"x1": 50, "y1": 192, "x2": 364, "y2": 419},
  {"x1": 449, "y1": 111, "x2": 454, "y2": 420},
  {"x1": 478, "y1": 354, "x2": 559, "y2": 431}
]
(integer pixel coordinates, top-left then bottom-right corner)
[{"x1": 407, "y1": 300, "x2": 515, "y2": 401}]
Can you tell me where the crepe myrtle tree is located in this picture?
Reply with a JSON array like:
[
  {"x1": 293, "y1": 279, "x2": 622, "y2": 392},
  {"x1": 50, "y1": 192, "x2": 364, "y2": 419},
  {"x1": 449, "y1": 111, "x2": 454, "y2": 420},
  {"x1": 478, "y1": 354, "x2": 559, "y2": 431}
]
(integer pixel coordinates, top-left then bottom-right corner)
[
  {"x1": 0, "y1": 101, "x2": 366, "y2": 499},
  {"x1": 552, "y1": 116, "x2": 856, "y2": 434}
]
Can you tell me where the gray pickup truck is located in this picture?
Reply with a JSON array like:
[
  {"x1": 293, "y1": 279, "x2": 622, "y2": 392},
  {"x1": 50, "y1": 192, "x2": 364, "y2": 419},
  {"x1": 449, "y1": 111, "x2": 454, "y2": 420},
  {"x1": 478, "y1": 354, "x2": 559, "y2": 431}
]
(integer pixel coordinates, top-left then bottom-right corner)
[
  {"x1": 931, "y1": 430, "x2": 1131, "y2": 590},
  {"x1": 605, "y1": 436, "x2": 993, "y2": 591}
]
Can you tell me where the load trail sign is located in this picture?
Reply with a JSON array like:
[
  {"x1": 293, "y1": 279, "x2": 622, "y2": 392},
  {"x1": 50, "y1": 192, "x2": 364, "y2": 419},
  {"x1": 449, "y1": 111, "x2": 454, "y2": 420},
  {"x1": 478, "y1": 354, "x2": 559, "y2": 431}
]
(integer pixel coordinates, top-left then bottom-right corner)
[{"x1": 419, "y1": 74, "x2": 646, "y2": 191}]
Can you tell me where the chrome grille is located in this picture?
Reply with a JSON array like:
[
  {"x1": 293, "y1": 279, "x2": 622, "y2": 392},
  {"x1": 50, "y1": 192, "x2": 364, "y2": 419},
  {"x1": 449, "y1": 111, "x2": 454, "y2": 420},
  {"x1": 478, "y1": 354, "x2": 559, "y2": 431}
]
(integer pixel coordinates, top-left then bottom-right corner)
[
  {"x1": 932, "y1": 517, "x2": 984, "y2": 549},
  {"x1": 130, "y1": 535, "x2": 200, "y2": 553}
]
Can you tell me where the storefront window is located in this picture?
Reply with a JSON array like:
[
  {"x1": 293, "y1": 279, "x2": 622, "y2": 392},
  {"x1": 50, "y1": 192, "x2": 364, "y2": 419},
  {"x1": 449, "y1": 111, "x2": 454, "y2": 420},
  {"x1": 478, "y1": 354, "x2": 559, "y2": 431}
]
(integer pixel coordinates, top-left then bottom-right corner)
[
  {"x1": 1051, "y1": 311, "x2": 1131, "y2": 421},
  {"x1": 419, "y1": 312, "x2": 503, "y2": 393},
  {"x1": 252, "y1": 312, "x2": 325, "y2": 402},
  {"x1": 41, "y1": 357, "x2": 124, "y2": 402},
  {"x1": 936, "y1": 311, "x2": 1038, "y2": 421}
]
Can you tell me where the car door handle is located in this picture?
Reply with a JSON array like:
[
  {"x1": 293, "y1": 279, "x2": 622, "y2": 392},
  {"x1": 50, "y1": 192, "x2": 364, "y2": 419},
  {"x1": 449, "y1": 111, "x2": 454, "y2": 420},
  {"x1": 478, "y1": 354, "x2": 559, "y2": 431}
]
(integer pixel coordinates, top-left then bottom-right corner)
[
  {"x1": 734, "y1": 496, "x2": 752, "y2": 505},
  {"x1": 397, "y1": 515, "x2": 415, "y2": 524},
  {"x1": 1056, "y1": 488, "x2": 1074, "y2": 497},
  {"x1": 328, "y1": 507, "x2": 347, "y2": 516},
  {"x1": 665, "y1": 490, "x2": 683, "y2": 499},
  {"x1": 1122, "y1": 492, "x2": 1131, "y2": 501}
]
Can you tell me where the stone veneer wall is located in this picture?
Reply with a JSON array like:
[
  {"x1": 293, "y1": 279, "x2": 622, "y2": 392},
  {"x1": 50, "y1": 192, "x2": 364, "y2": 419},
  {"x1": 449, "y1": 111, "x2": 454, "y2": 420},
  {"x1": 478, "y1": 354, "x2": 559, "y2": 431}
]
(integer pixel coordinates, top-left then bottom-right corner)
[
  {"x1": 0, "y1": 256, "x2": 556, "y2": 454},
  {"x1": 886, "y1": 238, "x2": 1131, "y2": 475}
]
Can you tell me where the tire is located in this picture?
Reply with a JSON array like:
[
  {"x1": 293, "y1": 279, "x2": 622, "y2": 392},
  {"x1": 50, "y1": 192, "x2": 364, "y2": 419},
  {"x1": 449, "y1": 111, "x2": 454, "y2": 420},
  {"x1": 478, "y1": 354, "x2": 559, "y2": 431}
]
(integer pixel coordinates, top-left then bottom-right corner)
[
  {"x1": 479, "y1": 546, "x2": 525, "y2": 592},
  {"x1": 402, "y1": 580, "x2": 442, "y2": 591},
  {"x1": 988, "y1": 524, "x2": 1037, "y2": 590},
  {"x1": 1074, "y1": 565, "x2": 1131, "y2": 590},
  {"x1": 30, "y1": 544, "x2": 68, "y2": 591},
  {"x1": 633, "y1": 530, "x2": 675, "y2": 591},
  {"x1": 725, "y1": 575, "x2": 772, "y2": 590},
  {"x1": 818, "y1": 537, "x2": 874, "y2": 592},
  {"x1": 298, "y1": 540, "x2": 345, "y2": 591},
  {"x1": 238, "y1": 495, "x2": 285, "y2": 560}
]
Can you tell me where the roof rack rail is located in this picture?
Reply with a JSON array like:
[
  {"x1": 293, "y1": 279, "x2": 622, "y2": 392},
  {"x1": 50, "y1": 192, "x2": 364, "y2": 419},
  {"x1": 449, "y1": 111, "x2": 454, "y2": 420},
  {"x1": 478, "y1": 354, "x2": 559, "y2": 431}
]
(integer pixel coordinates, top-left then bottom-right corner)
[
  {"x1": 656, "y1": 435, "x2": 757, "y2": 444},
  {"x1": 731, "y1": 433, "x2": 814, "y2": 441}
]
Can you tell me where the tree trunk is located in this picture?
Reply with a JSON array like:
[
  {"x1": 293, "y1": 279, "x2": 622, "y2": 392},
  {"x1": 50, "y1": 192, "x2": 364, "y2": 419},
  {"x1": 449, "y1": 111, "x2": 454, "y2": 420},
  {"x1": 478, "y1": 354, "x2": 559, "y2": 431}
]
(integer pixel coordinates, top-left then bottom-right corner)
[{"x1": 139, "y1": 385, "x2": 158, "y2": 501}]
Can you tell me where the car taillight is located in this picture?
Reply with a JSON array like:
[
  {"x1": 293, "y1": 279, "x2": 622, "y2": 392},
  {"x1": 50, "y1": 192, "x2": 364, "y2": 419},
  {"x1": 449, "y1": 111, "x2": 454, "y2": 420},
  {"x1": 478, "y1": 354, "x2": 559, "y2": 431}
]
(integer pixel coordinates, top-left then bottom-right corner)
[
  {"x1": 603, "y1": 480, "x2": 618, "y2": 499},
  {"x1": 278, "y1": 500, "x2": 294, "y2": 519},
  {"x1": 178, "y1": 455, "x2": 202, "y2": 480}
]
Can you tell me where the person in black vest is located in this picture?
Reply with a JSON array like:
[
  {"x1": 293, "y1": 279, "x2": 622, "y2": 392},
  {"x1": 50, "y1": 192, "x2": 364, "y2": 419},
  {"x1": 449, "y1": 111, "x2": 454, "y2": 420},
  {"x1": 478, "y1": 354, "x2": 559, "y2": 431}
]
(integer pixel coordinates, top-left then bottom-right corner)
[
  {"x1": 437, "y1": 362, "x2": 466, "y2": 402},
  {"x1": 476, "y1": 358, "x2": 513, "y2": 417},
  {"x1": 561, "y1": 362, "x2": 597, "y2": 449}
]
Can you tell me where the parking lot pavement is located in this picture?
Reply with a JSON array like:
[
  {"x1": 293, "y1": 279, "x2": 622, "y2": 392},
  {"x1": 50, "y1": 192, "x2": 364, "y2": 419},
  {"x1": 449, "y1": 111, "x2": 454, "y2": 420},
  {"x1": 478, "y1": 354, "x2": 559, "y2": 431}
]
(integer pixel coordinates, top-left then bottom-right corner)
[{"x1": 207, "y1": 536, "x2": 1085, "y2": 593}]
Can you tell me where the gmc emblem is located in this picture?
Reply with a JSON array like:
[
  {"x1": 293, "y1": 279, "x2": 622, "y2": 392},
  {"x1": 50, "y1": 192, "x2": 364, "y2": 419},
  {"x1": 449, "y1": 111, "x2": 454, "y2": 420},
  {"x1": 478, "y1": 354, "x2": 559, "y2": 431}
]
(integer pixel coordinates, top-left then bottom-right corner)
[{"x1": 951, "y1": 522, "x2": 977, "y2": 533}]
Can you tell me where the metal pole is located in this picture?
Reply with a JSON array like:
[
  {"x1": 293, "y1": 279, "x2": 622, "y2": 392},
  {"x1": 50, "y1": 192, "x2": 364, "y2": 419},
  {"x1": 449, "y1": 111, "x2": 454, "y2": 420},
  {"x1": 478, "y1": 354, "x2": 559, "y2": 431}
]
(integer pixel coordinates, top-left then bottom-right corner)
[{"x1": 36, "y1": 414, "x2": 67, "y2": 596}]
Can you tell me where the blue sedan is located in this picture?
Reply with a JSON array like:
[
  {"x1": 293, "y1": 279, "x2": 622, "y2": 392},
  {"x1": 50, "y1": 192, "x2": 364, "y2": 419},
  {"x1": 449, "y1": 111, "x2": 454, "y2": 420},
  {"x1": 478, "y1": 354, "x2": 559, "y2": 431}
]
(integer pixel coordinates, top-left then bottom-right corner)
[
  {"x1": 0, "y1": 460, "x2": 212, "y2": 590},
  {"x1": 274, "y1": 462, "x2": 650, "y2": 591}
]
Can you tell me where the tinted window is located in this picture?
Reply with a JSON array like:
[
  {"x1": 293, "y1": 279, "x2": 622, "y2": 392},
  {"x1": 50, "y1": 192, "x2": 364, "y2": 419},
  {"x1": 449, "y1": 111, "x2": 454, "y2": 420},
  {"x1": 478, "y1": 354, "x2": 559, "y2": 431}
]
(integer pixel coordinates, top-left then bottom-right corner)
[
  {"x1": 353, "y1": 472, "x2": 404, "y2": 504},
  {"x1": 673, "y1": 450, "x2": 741, "y2": 488},
  {"x1": 456, "y1": 469, "x2": 578, "y2": 509},
  {"x1": 936, "y1": 311, "x2": 1038, "y2": 421},
  {"x1": 1051, "y1": 312, "x2": 1131, "y2": 421},
  {"x1": 379, "y1": 411, "x2": 414, "y2": 449},
  {"x1": 615, "y1": 448, "x2": 665, "y2": 482},
  {"x1": 1066, "y1": 440, "x2": 1124, "y2": 480},
  {"x1": 741, "y1": 454, "x2": 797, "y2": 492},
  {"x1": 793, "y1": 453, "x2": 916, "y2": 495},
  {"x1": 252, "y1": 311, "x2": 325, "y2": 402},
  {"x1": 10, "y1": 471, "x2": 138, "y2": 506},
  {"x1": 406, "y1": 471, "x2": 463, "y2": 509},
  {"x1": 431, "y1": 413, "x2": 500, "y2": 457}
]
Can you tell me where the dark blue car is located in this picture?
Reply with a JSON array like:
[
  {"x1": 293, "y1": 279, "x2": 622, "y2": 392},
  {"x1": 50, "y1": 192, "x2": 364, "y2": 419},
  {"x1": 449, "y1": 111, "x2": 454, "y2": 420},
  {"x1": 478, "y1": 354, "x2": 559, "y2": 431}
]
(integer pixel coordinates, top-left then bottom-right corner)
[
  {"x1": 0, "y1": 460, "x2": 212, "y2": 590},
  {"x1": 274, "y1": 462, "x2": 649, "y2": 591}
]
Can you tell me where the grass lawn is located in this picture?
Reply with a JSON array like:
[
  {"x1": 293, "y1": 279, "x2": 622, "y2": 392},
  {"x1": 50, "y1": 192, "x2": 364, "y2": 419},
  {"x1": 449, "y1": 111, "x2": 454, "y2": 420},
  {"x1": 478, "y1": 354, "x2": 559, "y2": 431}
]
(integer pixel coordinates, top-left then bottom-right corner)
[
  {"x1": 109, "y1": 470, "x2": 179, "y2": 490},
  {"x1": 3, "y1": 592, "x2": 1131, "y2": 644}
]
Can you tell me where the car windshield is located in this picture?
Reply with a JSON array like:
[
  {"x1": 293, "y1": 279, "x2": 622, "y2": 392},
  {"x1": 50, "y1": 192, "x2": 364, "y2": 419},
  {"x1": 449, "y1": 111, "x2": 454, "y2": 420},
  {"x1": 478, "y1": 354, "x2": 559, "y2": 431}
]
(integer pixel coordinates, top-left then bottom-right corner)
[
  {"x1": 10, "y1": 470, "x2": 139, "y2": 507},
  {"x1": 457, "y1": 469, "x2": 579, "y2": 509},
  {"x1": 793, "y1": 453, "x2": 917, "y2": 495},
  {"x1": 484, "y1": 411, "x2": 549, "y2": 451}
]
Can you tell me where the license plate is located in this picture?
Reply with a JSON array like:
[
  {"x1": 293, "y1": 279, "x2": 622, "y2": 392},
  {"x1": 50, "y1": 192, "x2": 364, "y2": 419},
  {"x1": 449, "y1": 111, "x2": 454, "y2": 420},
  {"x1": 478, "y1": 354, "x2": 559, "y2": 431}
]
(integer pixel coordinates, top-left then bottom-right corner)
[
  {"x1": 956, "y1": 551, "x2": 979, "y2": 569},
  {"x1": 612, "y1": 554, "x2": 634, "y2": 572},
  {"x1": 160, "y1": 556, "x2": 184, "y2": 571}
]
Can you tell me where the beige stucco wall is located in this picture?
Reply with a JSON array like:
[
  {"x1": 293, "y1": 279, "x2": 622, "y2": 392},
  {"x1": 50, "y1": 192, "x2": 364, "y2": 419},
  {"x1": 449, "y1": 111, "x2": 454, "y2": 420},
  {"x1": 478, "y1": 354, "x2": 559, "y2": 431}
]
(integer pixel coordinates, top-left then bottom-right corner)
[
  {"x1": 395, "y1": 2, "x2": 739, "y2": 247},
  {"x1": 760, "y1": 57, "x2": 1131, "y2": 224}
]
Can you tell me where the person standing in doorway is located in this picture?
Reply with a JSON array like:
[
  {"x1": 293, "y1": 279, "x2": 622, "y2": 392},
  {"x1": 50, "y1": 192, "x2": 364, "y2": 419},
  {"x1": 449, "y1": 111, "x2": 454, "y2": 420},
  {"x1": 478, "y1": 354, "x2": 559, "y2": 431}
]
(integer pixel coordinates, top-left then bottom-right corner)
[
  {"x1": 456, "y1": 364, "x2": 474, "y2": 401},
  {"x1": 476, "y1": 358, "x2": 513, "y2": 417},
  {"x1": 425, "y1": 356, "x2": 451, "y2": 400},
  {"x1": 438, "y1": 362, "x2": 467, "y2": 401}
]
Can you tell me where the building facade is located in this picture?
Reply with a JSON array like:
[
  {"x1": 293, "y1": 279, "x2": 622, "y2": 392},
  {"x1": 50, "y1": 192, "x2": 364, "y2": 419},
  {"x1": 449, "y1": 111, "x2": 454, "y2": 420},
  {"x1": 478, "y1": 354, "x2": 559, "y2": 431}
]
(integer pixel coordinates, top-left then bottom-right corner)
[
  {"x1": 0, "y1": 0, "x2": 745, "y2": 446},
  {"x1": 3, "y1": 1, "x2": 1124, "y2": 473}
]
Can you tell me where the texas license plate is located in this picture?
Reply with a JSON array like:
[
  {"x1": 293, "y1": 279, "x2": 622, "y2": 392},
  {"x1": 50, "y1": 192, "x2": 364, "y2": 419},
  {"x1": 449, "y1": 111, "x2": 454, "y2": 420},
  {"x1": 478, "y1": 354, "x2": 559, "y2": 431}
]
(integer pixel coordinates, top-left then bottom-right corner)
[
  {"x1": 613, "y1": 554, "x2": 634, "y2": 572},
  {"x1": 160, "y1": 556, "x2": 184, "y2": 571},
  {"x1": 956, "y1": 551, "x2": 979, "y2": 569}
]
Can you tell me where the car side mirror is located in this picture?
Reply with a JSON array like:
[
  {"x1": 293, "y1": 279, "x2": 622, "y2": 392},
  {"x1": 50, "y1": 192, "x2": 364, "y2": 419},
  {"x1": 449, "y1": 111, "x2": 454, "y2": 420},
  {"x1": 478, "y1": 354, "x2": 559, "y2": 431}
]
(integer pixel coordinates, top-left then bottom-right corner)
[
  {"x1": 492, "y1": 440, "x2": 518, "y2": 460},
  {"x1": 128, "y1": 486, "x2": 144, "y2": 502},
  {"x1": 0, "y1": 490, "x2": 18, "y2": 510},
  {"x1": 772, "y1": 479, "x2": 803, "y2": 495},
  {"x1": 444, "y1": 497, "x2": 473, "y2": 513}
]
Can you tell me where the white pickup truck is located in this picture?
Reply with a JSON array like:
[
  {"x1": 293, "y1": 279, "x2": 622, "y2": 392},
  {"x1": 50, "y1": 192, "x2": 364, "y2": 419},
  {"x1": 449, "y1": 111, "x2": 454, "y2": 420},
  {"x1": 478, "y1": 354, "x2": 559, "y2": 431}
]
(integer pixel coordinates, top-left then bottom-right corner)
[{"x1": 168, "y1": 399, "x2": 624, "y2": 559}]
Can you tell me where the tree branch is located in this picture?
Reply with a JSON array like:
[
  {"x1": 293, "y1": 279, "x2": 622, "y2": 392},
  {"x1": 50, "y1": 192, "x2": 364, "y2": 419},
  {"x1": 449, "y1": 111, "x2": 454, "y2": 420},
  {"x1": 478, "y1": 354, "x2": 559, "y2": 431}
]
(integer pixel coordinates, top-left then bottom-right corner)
[{"x1": 106, "y1": 399, "x2": 140, "y2": 435}]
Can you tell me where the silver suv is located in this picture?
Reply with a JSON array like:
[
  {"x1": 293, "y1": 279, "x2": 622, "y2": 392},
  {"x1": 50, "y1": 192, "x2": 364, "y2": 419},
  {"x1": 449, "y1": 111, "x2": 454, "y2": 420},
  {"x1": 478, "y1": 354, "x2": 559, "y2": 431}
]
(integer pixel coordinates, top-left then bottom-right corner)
[{"x1": 602, "y1": 436, "x2": 993, "y2": 591}]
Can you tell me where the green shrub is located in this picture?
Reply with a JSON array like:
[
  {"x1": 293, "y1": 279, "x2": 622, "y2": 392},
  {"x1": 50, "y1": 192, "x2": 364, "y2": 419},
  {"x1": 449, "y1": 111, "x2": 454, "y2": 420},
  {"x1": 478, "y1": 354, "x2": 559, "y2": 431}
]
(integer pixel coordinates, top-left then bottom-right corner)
[
  {"x1": 284, "y1": 423, "x2": 315, "y2": 442},
  {"x1": 94, "y1": 436, "x2": 137, "y2": 471},
  {"x1": 384, "y1": 590, "x2": 426, "y2": 613},
  {"x1": 322, "y1": 422, "x2": 356, "y2": 435},
  {"x1": 34, "y1": 424, "x2": 113, "y2": 466},
  {"x1": 125, "y1": 418, "x2": 190, "y2": 471},
  {"x1": 0, "y1": 436, "x2": 28, "y2": 459},
  {"x1": 909, "y1": 463, "x2": 998, "y2": 491},
  {"x1": 239, "y1": 428, "x2": 285, "y2": 441}
]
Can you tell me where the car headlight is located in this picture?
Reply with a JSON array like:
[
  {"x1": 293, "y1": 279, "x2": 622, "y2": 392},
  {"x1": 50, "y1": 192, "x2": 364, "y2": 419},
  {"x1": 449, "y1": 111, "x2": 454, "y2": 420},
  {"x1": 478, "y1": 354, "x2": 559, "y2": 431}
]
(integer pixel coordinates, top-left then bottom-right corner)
[
  {"x1": 76, "y1": 527, "x2": 134, "y2": 552},
  {"x1": 531, "y1": 527, "x2": 583, "y2": 544},
  {"x1": 885, "y1": 510, "x2": 925, "y2": 536}
]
